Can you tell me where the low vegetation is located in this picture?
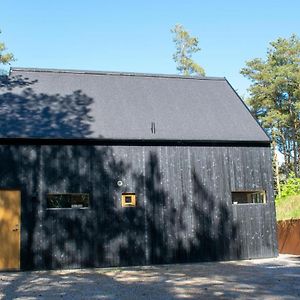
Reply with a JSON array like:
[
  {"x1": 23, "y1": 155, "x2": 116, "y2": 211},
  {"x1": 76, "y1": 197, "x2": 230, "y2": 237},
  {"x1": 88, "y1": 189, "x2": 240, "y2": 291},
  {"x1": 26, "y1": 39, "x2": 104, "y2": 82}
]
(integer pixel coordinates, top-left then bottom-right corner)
[
  {"x1": 276, "y1": 195, "x2": 300, "y2": 220},
  {"x1": 276, "y1": 173, "x2": 300, "y2": 220}
]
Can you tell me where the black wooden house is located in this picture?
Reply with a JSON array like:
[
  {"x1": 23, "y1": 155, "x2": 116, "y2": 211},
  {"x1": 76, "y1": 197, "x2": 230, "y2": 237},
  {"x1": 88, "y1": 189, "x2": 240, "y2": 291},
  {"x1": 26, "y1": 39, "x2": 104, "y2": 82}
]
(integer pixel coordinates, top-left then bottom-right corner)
[{"x1": 0, "y1": 67, "x2": 278, "y2": 271}]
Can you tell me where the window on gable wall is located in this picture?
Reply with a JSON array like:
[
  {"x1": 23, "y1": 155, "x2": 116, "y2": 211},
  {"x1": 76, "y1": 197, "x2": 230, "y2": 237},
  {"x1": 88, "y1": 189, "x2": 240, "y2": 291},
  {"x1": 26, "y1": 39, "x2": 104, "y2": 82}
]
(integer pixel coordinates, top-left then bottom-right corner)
[
  {"x1": 47, "y1": 193, "x2": 89, "y2": 209},
  {"x1": 231, "y1": 191, "x2": 266, "y2": 204}
]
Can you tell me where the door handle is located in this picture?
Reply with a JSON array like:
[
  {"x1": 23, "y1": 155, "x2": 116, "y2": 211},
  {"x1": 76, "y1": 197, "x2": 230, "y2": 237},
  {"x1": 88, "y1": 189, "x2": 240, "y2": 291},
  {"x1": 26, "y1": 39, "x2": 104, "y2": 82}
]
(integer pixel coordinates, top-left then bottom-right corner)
[{"x1": 12, "y1": 224, "x2": 19, "y2": 231}]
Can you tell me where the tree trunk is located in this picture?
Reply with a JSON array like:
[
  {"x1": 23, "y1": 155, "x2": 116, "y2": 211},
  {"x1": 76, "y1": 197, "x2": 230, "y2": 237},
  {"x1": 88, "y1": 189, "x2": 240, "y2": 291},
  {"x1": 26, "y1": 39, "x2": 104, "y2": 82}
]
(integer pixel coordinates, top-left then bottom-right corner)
[
  {"x1": 272, "y1": 139, "x2": 281, "y2": 198},
  {"x1": 293, "y1": 138, "x2": 298, "y2": 177}
]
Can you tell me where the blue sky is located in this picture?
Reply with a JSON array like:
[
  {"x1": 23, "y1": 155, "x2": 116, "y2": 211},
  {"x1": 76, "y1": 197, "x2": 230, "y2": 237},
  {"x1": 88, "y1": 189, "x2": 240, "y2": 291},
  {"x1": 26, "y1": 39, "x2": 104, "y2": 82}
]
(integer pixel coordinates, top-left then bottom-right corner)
[{"x1": 1, "y1": 0, "x2": 299, "y2": 96}]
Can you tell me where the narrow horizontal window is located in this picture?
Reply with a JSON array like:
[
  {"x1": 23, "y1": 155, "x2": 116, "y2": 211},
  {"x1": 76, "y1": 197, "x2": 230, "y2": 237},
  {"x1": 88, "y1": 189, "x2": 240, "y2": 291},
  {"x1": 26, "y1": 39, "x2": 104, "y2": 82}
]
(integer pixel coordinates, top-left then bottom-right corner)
[
  {"x1": 232, "y1": 191, "x2": 266, "y2": 204},
  {"x1": 47, "y1": 193, "x2": 89, "y2": 209}
]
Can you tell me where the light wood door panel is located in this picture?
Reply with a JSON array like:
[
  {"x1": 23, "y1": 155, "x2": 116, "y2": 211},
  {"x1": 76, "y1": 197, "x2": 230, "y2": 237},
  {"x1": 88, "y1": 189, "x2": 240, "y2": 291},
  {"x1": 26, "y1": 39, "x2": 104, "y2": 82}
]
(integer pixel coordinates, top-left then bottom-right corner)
[{"x1": 0, "y1": 190, "x2": 21, "y2": 270}]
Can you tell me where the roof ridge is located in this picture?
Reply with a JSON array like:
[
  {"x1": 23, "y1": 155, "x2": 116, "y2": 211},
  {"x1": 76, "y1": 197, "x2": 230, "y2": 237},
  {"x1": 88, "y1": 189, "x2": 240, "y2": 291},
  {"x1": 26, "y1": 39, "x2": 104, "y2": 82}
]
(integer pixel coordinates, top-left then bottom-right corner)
[{"x1": 10, "y1": 67, "x2": 226, "y2": 81}]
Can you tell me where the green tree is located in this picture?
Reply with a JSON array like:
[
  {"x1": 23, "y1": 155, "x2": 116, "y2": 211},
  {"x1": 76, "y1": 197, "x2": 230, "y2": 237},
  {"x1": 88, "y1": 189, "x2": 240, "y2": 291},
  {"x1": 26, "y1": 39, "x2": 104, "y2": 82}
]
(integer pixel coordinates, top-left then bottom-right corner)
[
  {"x1": 0, "y1": 30, "x2": 14, "y2": 66},
  {"x1": 171, "y1": 24, "x2": 205, "y2": 76},
  {"x1": 241, "y1": 34, "x2": 300, "y2": 181},
  {"x1": 279, "y1": 172, "x2": 300, "y2": 199}
]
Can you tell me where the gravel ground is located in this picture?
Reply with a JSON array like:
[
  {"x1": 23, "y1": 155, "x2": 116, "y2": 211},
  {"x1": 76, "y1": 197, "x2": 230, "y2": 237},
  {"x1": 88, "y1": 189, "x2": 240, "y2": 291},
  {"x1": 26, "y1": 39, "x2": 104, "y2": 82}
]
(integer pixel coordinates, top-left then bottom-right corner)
[{"x1": 0, "y1": 254, "x2": 299, "y2": 299}]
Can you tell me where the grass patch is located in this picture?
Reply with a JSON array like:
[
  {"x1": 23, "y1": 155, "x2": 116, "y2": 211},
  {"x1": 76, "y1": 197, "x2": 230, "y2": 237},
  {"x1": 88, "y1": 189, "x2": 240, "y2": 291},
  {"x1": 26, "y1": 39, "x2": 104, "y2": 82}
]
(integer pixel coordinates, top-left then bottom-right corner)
[{"x1": 276, "y1": 195, "x2": 300, "y2": 220}]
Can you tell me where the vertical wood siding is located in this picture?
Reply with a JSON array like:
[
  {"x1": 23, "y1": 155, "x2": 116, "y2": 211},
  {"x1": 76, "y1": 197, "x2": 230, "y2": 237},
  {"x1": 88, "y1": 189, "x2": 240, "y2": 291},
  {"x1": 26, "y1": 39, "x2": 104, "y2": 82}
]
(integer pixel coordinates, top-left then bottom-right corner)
[{"x1": 0, "y1": 144, "x2": 278, "y2": 270}]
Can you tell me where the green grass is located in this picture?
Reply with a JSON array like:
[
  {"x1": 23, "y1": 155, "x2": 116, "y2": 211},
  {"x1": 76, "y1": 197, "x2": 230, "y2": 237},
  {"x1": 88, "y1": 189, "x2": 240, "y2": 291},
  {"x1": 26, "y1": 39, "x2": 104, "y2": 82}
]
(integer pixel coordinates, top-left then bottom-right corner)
[{"x1": 276, "y1": 195, "x2": 300, "y2": 220}]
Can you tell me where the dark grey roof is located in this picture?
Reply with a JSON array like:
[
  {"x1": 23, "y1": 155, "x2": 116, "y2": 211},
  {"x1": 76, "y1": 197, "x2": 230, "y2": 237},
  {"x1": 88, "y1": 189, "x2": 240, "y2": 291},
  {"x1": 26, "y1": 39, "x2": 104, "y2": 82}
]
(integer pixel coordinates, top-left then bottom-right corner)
[{"x1": 0, "y1": 67, "x2": 270, "y2": 142}]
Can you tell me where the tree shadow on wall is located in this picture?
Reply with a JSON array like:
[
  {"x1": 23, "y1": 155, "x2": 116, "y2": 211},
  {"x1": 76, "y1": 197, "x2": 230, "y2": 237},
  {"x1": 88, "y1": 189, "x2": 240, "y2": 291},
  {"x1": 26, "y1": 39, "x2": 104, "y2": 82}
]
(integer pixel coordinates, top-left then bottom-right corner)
[
  {"x1": 14, "y1": 145, "x2": 242, "y2": 270},
  {"x1": 133, "y1": 150, "x2": 241, "y2": 265},
  {"x1": 37, "y1": 144, "x2": 147, "y2": 270},
  {"x1": 30, "y1": 146, "x2": 241, "y2": 269},
  {"x1": 190, "y1": 170, "x2": 241, "y2": 261}
]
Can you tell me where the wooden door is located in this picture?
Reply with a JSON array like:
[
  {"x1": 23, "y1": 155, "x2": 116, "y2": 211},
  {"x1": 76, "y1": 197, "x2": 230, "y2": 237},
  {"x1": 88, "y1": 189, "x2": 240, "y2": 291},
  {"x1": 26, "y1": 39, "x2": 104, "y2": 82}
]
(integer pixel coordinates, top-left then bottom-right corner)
[{"x1": 0, "y1": 190, "x2": 21, "y2": 270}]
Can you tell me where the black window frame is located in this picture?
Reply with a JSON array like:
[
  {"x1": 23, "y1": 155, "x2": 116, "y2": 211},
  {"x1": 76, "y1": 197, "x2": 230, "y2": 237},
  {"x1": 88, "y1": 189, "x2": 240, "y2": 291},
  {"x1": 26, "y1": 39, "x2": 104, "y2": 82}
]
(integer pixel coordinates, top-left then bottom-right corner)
[
  {"x1": 46, "y1": 193, "x2": 90, "y2": 210},
  {"x1": 231, "y1": 190, "x2": 267, "y2": 205}
]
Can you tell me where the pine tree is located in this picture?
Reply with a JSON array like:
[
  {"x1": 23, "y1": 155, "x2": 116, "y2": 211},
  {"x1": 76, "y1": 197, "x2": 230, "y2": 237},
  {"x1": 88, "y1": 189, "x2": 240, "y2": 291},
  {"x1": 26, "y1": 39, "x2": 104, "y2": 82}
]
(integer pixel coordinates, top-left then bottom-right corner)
[
  {"x1": 0, "y1": 30, "x2": 14, "y2": 66},
  {"x1": 241, "y1": 34, "x2": 300, "y2": 179},
  {"x1": 171, "y1": 24, "x2": 205, "y2": 76}
]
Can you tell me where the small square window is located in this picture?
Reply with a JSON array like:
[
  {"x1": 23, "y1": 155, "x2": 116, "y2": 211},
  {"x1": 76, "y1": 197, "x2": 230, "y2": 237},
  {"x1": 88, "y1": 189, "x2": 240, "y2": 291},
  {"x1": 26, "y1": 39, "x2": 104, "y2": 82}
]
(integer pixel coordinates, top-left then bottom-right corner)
[
  {"x1": 232, "y1": 191, "x2": 266, "y2": 204},
  {"x1": 121, "y1": 193, "x2": 136, "y2": 207}
]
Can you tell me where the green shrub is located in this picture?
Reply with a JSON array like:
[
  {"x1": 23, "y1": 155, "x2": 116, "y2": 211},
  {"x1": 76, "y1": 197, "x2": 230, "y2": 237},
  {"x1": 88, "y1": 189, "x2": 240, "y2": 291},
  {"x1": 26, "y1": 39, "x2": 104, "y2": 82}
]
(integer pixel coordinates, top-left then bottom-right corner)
[{"x1": 277, "y1": 172, "x2": 300, "y2": 200}]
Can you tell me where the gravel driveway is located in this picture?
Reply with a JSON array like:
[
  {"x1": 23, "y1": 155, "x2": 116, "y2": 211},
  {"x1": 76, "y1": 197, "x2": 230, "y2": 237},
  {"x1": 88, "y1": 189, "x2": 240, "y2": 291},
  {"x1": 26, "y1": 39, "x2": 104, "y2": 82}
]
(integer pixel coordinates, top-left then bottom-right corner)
[{"x1": 0, "y1": 254, "x2": 299, "y2": 299}]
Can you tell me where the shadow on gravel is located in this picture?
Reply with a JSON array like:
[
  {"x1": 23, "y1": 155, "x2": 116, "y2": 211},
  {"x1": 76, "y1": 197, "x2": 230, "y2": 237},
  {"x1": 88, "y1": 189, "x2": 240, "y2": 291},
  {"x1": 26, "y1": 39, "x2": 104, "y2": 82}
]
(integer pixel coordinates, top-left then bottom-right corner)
[{"x1": 0, "y1": 258, "x2": 300, "y2": 299}]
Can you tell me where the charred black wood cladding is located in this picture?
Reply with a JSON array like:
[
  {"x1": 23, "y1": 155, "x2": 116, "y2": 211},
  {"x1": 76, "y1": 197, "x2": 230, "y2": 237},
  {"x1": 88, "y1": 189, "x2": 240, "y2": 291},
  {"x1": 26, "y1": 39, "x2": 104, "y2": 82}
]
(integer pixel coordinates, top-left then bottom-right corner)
[{"x1": 0, "y1": 144, "x2": 278, "y2": 270}]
